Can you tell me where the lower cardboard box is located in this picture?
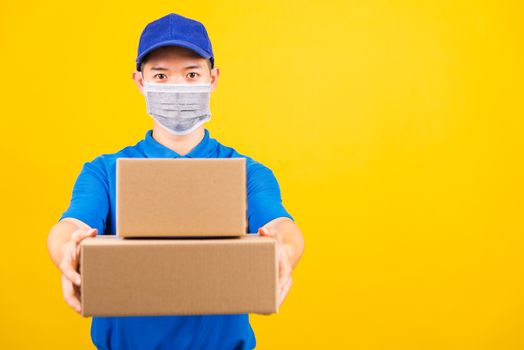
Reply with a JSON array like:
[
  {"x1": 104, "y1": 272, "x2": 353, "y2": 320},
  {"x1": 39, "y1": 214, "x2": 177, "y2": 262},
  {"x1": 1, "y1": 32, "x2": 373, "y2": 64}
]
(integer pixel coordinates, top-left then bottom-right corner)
[{"x1": 80, "y1": 234, "x2": 278, "y2": 317}]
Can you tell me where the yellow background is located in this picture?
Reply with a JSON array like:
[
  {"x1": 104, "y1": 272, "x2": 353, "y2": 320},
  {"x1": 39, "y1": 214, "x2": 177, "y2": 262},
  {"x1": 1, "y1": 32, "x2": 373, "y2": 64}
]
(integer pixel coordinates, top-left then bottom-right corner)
[{"x1": 1, "y1": 0, "x2": 523, "y2": 349}]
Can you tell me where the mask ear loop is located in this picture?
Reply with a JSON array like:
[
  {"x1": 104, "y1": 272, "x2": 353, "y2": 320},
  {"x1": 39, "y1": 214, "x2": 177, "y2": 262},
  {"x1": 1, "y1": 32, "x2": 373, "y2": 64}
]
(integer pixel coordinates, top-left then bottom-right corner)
[
  {"x1": 140, "y1": 71, "x2": 149, "y2": 85},
  {"x1": 139, "y1": 71, "x2": 149, "y2": 96}
]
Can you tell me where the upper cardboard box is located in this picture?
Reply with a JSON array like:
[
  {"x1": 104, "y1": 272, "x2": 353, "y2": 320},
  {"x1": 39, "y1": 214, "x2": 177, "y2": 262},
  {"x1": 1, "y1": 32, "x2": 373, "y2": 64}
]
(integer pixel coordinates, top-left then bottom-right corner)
[{"x1": 116, "y1": 158, "x2": 247, "y2": 237}]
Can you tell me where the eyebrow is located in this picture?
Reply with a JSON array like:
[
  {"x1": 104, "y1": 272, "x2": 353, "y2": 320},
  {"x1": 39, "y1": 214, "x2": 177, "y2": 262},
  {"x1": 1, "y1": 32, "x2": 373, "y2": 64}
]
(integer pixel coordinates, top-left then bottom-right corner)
[
  {"x1": 183, "y1": 65, "x2": 203, "y2": 70},
  {"x1": 149, "y1": 64, "x2": 203, "y2": 71}
]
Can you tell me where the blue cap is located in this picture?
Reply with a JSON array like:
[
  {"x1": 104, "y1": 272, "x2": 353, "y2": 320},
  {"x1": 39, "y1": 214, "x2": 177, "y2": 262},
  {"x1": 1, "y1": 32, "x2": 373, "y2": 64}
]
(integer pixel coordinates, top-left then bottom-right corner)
[{"x1": 136, "y1": 13, "x2": 214, "y2": 71}]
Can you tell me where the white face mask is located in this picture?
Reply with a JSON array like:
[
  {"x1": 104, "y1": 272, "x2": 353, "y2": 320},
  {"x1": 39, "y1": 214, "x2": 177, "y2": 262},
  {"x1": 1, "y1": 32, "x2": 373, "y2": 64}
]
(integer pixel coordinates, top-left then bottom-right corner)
[{"x1": 141, "y1": 78, "x2": 212, "y2": 136}]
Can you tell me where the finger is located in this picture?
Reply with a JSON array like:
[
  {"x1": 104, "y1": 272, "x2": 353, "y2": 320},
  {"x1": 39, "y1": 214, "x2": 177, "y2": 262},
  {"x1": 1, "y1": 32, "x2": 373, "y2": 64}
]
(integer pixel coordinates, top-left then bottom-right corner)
[
  {"x1": 71, "y1": 229, "x2": 82, "y2": 242},
  {"x1": 59, "y1": 250, "x2": 81, "y2": 286},
  {"x1": 277, "y1": 244, "x2": 292, "y2": 289},
  {"x1": 73, "y1": 282, "x2": 82, "y2": 300},
  {"x1": 278, "y1": 277, "x2": 293, "y2": 307},
  {"x1": 70, "y1": 243, "x2": 78, "y2": 262},
  {"x1": 280, "y1": 277, "x2": 292, "y2": 297},
  {"x1": 279, "y1": 270, "x2": 292, "y2": 294},
  {"x1": 62, "y1": 275, "x2": 81, "y2": 313},
  {"x1": 258, "y1": 226, "x2": 276, "y2": 237},
  {"x1": 70, "y1": 228, "x2": 97, "y2": 266},
  {"x1": 277, "y1": 244, "x2": 285, "y2": 285},
  {"x1": 72, "y1": 228, "x2": 97, "y2": 245},
  {"x1": 60, "y1": 261, "x2": 82, "y2": 286}
]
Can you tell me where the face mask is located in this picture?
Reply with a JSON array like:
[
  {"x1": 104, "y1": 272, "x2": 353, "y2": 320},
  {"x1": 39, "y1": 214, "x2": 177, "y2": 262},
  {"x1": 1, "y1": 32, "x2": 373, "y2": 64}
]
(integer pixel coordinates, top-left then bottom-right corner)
[{"x1": 142, "y1": 79, "x2": 212, "y2": 136}]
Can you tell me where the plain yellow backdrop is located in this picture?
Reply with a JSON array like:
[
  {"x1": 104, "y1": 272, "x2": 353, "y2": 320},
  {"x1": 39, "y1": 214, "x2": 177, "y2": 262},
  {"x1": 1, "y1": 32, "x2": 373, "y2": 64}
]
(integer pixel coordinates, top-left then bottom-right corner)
[{"x1": 1, "y1": 0, "x2": 523, "y2": 349}]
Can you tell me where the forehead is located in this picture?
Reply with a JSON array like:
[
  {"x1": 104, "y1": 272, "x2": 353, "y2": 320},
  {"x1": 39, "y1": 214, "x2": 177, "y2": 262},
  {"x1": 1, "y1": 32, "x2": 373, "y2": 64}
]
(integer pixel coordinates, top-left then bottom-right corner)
[{"x1": 145, "y1": 46, "x2": 206, "y2": 67}]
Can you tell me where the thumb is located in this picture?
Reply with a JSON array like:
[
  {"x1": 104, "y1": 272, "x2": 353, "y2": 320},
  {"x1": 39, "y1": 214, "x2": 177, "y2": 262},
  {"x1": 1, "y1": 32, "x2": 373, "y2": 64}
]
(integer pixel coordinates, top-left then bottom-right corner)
[
  {"x1": 80, "y1": 228, "x2": 98, "y2": 241},
  {"x1": 73, "y1": 228, "x2": 98, "y2": 256},
  {"x1": 72, "y1": 228, "x2": 98, "y2": 245},
  {"x1": 258, "y1": 226, "x2": 274, "y2": 237},
  {"x1": 86, "y1": 228, "x2": 97, "y2": 237}
]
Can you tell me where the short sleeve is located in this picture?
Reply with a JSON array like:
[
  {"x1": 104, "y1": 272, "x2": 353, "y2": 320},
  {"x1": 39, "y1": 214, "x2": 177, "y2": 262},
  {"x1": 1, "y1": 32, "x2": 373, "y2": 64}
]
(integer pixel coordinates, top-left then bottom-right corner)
[
  {"x1": 58, "y1": 156, "x2": 110, "y2": 234},
  {"x1": 247, "y1": 164, "x2": 294, "y2": 233}
]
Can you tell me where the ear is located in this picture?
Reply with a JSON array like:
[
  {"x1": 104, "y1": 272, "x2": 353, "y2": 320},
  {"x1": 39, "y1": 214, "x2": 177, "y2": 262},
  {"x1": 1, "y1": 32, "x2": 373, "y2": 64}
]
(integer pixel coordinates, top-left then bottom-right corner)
[
  {"x1": 210, "y1": 67, "x2": 220, "y2": 92},
  {"x1": 132, "y1": 70, "x2": 145, "y2": 95}
]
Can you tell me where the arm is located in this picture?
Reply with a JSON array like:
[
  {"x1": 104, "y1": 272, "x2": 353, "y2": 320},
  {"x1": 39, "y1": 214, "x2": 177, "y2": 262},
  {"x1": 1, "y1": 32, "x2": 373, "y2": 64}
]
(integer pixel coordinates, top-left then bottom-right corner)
[
  {"x1": 245, "y1": 162, "x2": 304, "y2": 307},
  {"x1": 48, "y1": 157, "x2": 110, "y2": 313}
]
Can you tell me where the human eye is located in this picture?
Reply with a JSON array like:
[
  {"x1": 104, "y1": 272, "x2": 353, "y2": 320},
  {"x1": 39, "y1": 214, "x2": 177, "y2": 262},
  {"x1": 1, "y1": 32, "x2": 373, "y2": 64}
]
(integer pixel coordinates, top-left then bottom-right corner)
[
  {"x1": 153, "y1": 73, "x2": 168, "y2": 81},
  {"x1": 186, "y1": 72, "x2": 199, "y2": 80}
]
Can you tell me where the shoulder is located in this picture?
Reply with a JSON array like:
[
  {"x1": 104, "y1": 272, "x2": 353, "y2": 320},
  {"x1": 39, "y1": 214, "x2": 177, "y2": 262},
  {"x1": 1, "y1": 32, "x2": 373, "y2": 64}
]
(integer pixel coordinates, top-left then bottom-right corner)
[
  {"x1": 214, "y1": 141, "x2": 279, "y2": 194},
  {"x1": 81, "y1": 143, "x2": 142, "y2": 177},
  {"x1": 213, "y1": 139, "x2": 274, "y2": 177}
]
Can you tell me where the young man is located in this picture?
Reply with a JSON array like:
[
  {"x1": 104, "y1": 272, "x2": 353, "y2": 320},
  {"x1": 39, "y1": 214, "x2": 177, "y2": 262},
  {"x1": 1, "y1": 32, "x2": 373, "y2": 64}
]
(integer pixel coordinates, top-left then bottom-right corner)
[{"x1": 47, "y1": 13, "x2": 304, "y2": 350}]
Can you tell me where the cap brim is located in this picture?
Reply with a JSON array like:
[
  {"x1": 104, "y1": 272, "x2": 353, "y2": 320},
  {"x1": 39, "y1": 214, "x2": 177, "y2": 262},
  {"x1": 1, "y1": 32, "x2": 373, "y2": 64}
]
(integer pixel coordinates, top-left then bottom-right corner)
[{"x1": 136, "y1": 40, "x2": 212, "y2": 70}]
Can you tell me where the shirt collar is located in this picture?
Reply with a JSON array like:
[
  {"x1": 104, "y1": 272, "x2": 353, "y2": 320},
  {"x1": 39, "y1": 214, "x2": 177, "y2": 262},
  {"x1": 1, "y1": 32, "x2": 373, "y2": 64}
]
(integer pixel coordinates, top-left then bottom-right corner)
[{"x1": 139, "y1": 128, "x2": 217, "y2": 158}]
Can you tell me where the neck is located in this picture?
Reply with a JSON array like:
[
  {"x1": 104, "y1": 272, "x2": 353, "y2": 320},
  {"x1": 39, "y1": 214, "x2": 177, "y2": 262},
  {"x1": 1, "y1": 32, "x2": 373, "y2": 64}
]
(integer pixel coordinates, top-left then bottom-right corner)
[{"x1": 151, "y1": 123, "x2": 205, "y2": 156}]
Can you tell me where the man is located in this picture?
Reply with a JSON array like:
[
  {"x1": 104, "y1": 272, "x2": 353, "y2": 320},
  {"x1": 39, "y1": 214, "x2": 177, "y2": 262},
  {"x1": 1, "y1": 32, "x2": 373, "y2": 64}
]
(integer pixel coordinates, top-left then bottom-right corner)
[{"x1": 47, "y1": 12, "x2": 304, "y2": 350}]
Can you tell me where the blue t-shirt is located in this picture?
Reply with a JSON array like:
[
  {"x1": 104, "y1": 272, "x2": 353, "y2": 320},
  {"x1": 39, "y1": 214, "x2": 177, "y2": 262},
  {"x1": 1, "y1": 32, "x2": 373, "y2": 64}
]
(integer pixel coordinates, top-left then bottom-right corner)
[{"x1": 59, "y1": 128, "x2": 294, "y2": 350}]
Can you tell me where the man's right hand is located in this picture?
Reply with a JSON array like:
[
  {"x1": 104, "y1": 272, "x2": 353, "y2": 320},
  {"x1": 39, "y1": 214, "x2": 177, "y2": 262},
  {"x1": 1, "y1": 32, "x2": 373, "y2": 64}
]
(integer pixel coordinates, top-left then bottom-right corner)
[{"x1": 58, "y1": 228, "x2": 97, "y2": 313}]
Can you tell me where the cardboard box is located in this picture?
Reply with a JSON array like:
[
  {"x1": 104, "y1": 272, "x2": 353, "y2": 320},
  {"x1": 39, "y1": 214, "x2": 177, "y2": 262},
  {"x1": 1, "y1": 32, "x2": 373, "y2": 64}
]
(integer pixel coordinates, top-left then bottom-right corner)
[
  {"x1": 116, "y1": 158, "x2": 247, "y2": 237},
  {"x1": 80, "y1": 235, "x2": 278, "y2": 317}
]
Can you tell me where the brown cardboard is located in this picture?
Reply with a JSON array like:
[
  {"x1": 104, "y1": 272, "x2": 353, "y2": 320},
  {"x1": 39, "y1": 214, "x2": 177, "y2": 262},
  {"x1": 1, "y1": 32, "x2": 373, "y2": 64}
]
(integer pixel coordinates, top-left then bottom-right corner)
[
  {"x1": 80, "y1": 235, "x2": 278, "y2": 317},
  {"x1": 116, "y1": 158, "x2": 247, "y2": 237}
]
